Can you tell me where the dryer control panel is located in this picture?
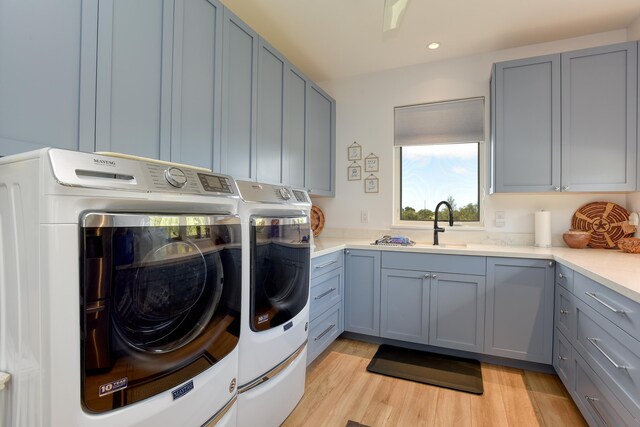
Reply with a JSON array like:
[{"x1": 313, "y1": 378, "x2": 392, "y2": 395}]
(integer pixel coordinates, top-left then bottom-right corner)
[
  {"x1": 236, "y1": 180, "x2": 311, "y2": 206},
  {"x1": 48, "y1": 149, "x2": 239, "y2": 197}
]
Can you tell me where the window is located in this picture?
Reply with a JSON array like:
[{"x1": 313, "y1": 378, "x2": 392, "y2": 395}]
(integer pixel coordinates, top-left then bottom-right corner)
[
  {"x1": 400, "y1": 143, "x2": 479, "y2": 221},
  {"x1": 394, "y1": 98, "x2": 484, "y2": 224}
]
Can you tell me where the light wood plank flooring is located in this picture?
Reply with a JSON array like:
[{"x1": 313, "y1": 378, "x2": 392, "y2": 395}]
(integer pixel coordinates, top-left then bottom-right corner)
[{"x1": 284, "y1": 338, "x2": 586, "y2": 427}]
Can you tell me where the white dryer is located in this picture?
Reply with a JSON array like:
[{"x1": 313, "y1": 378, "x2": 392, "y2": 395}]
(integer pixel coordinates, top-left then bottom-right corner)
[
  {"x1": 235, "y1": 181, "x2": 312, "y2": 427},
  {"x1": 0, "y1": 149, "x2": 243, "y2": 426}
]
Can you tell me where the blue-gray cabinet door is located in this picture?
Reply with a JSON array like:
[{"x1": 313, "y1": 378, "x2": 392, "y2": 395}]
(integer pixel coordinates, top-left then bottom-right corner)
[
  {"x1": 0, "y1": 0, "x2": 96, "y2": 156},
  {"x1": 561, "y1": 42, "x2": 637, "y2": 192},
  {"x1": 429, "y1": 273, "x2": 485, "y2": 353},
  {"x1": 306, "y1": 83, "x2": 335, "y2": 196},
  {"x1": 170, "y1": 0, "x2": 223, "y2": 171},
  {"x1": 94, "y1": 0, "x2": 173, "y2": 160},
  {"x1": 344, "y1": 250, "x2": 381, "y2": 336},
  {"x1": 283, "y1": 64, "x2": 307, "y2": 188},
  {"x1": 256, "y1": 39, "x2": 285, "y2": 184},
  {"x1": 380, "y1": 269, "x2": 429, "y2": 344},
  {"x1": 221, "y1": 8, "x2": 258, "y2": 180},
  {"x1": 492, "y1": 54, "x2": 561, "y2": 193},
  {"x1": 485, "y1": 257, "x2": 554, "y2": 363}
]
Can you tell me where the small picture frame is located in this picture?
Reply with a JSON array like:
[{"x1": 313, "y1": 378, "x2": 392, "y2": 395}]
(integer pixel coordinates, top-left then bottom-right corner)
[
  {"x1": 364, "y1": 153, "x2": 379, "y2": 172},
  {"x1": 348, "y1": 142, "x2": 362, "y2": 161},
  {"x1": 364, "y1": 174, "x2": 379, "y2": 193},
  {"x1": 348, "y1": 162, "x2": 361, "y2": 181}
]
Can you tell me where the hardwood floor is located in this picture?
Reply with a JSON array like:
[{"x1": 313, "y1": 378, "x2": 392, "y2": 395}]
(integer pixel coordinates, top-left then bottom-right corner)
[{"x1": 284, "y1": 338, "x2": 586, "y2": 427}]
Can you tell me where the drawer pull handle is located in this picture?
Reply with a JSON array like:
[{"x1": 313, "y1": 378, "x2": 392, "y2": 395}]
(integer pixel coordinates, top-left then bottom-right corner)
[
  {"x1": 314, "y1": 323, "x2": 336, "y2": 341},
  {"x1": 558, "y1": 273, "x2": 564, "y2": 279},
  {"x1": 585, "y1": 292, "x2": 626, "y2": 314},
  {"x1": 560, "y1": 309, "x2": 568, "y2": 315},
  {"x1": 587, "y1": 338, "x2": 626, "y2": 370},
  {"x1": 557, "y1": 355, "x2": 567, "y2": 361},
  {"x1": 314, "y1": 288, "x2": 337, "y2": 300},
  {"x1": 585, "y1": 396, "x2": 609, "y2": 427},
  {"x1": 315, "y1": 260, "x2": 338, "y2": 270}
]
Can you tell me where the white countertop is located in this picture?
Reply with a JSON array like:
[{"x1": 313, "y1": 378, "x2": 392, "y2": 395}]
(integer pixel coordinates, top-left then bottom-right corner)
[{"x1": 312, "y1": 237, "x2": 640, "y2": 304}]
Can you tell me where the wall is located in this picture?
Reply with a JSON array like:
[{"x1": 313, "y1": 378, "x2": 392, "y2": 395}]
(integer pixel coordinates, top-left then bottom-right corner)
[{"x1": 314, "y1": 30, "x2": 630, "y2": 246}]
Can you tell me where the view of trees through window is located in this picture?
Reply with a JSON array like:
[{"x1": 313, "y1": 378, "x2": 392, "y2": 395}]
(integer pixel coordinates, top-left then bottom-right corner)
[{"x1": 400, "y1": 143, "x2": 480, "y2": 222}]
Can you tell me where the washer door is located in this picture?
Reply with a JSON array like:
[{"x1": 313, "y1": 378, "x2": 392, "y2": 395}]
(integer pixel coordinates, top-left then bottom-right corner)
[
  {"x1": 250, "y1": 216, "x2": 311, "y2": 331},
  {"x1": 80, "y1": 213, "x2": 241, "y2": 413}
]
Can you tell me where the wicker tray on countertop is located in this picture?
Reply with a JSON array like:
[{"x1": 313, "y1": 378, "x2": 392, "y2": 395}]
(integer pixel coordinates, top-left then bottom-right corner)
[
  {"x1": 310, "y1": 205, "x2": 325, "y2": 237},
  {"x1": 571, "y1": 201, "x2": 636, "y2": 249}
]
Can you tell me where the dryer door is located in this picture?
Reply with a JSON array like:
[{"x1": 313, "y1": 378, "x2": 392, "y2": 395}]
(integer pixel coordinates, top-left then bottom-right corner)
[
  {"x1": 80, "y1": 213, "x2": 241, "y2": 413},
  {"x1": 250, "y1": 216, "x2": 311, "y2": 332}
]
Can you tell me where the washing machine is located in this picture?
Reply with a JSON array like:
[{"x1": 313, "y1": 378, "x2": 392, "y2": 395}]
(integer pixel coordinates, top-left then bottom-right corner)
[
  {"x1": 0, "y1": 149, "x2": 242, "y2": 427},
  {"x1": 235, "y1": 181, "x2": 311, "y2": 427}
]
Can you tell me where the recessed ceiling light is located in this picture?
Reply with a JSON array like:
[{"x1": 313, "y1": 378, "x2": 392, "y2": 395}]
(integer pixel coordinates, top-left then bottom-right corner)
[{"x1": 428, "y1": 42, "x2": 440, "y2": 50}]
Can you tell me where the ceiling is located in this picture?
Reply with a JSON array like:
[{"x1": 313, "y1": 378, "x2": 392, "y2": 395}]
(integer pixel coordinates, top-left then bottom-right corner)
[{"x1": 220, "y1": 0, "x2": 640, "y2": 83}]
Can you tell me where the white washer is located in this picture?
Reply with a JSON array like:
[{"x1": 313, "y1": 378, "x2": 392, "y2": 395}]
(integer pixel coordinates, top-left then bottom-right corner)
[
  {"x1": 235, "y1": 181, "x2": 312, "y2": 427},
  {"x1": 0, "y1": 149, "x2": 243, "y2": 427}
]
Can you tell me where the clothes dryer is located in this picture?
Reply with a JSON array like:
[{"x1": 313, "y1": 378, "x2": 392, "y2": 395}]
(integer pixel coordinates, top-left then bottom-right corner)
[{"x1": 235, "y1": 181, "x2": 311, "y2": 427}]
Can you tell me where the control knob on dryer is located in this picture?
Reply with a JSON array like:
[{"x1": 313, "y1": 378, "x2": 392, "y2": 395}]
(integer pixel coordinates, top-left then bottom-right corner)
[
  {"x1": 164, "y1": 167, "x2": 187, "y2": 188},
  {"x1": 279, "y1": 187, "x2": 291, "y2": 200}
]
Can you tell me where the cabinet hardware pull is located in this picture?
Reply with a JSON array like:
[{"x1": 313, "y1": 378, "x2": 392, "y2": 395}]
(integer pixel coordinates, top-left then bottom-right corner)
[
  {"x1": 557, "y1": 355, "x2": 567, "y2": 361},
  {"x1": 315, "y1": 260, "x2": 337, "y2": 269},
  {"x1": 548, "y1": 261, "x2": 553, "y2": 267},
  {"x1": 587, "y1": 338, "x2": 626, "y2": 370},
  {"x1": 585, "y1": 396, "x2": 609, "y2": 427},
  {"x1": 345, "y1": 250, "x2": 350, "y2": 254},
  {"x1": 558, "y1": 273, "x2": 564, "y2": 279},
  {"x1": 314, "y1": 288, "x2": 337, "y2": 300},
  {"x1": 562, "y1": 185, "x2": 570, "y2": 191},
  {"x1": 585, "y1": 292, "x2": 626, "y2": 314},
  {"x1": 431, "y1": 274, "x2": 437, "y2": 279},
  {"x1": 424, "y1": 273, "x2": 430, "y2": 278},
  {"x1": 554, "y1": 186, "x2": 561, "y2": 192},
  {"x1": 314, "y1": 324, "x2": 336, "y2": 341},
  {"x1": 560, "y1": 309, "x2": 568, "y2": 315}
]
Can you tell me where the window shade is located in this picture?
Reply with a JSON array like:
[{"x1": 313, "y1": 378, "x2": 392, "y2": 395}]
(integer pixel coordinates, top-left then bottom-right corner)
[{"x1": 394, "y1": 97, "x2": 484, "y2": 146}]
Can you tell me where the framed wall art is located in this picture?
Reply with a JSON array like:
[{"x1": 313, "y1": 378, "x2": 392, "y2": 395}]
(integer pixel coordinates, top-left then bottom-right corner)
[
  {"x1": 348, "y1": 162, "x2": 361, "y2": 181},
  {"x1": 348, "y1": 141, "x2": 362, "y2": 161},
  {"x1": 364, "y1": 174, "x2": 379, "y2": 193},
  {"x1": 364, "y1": 153, "x2": 379, "y2": 172}
]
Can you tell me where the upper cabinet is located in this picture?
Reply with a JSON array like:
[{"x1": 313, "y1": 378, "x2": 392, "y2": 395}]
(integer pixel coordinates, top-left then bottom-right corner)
[
  {"x1": 94, "y1": 0, "x2": 173, "y2": 160},
  {"x1": 256, "y1": 39, "x2": 285, "y2": 184},
  {"x1": 220, "y1": 8, "x2": 258, "y2": 180},
  {"x1": 561, "y1": 42, "x2": 637, "y2": 192},
  {"x1": 306, "y1": 83, "x2": 336, "y2": 196},
  {"x1": 170, "y1": 0, "x2": 224, "y2": 171},
  {"x1": 492, "y1": 54, "x2": 561, "y2": 193},
  {"x1": 0, "y1": 0, "x2": 95, "y2": 156},
  {"x1": 491, "y1": 41, "x2": 638, "y2": 192},
  {"x1": 282, "y1": 64, "x2": 307, "y2": 188}
]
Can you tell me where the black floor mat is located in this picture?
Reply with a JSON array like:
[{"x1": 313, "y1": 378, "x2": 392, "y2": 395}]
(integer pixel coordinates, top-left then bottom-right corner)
[{"x1": 366, "y1": 344, "x2": 483, "y2": 394}]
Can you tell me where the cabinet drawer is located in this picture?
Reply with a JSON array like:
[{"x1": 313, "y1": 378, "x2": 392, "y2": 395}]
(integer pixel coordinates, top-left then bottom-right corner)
[
  {"x1": 573, "y1": 353, "x2": 638, "y2": 427},
  {"x1": 555, "y1": 264, "x2": 574, "y2": 292},
  {"x1": 575, "y1": 298, "x2": 640, "y2": 419},
  {"x1": 553, "y1": 329, "x2": 573, "y2": 389},
  {"x1": 382, "y1": 252, "x2": 485, "y2": 275},
  {"x1": 310, "y1": 268, "x2": 342, "y2": 321},
  {"x1": 311, "y1": 251, "x2": 343, "y2": 279},
  {"x1": 307, "y1": 303, "x2": 341, "y2": 365},
  {"x1": 574, "y1": 272, "x2": 640, "y2": 342},
  {"x1": 555, "y1": 284, "x2": 575, "y2": 340}
]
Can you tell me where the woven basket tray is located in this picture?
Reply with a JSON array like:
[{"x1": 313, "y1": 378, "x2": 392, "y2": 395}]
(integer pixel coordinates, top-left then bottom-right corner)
[
  {"x1": 571, "y1": 201, "x2": 636, "y2": 249},
  {"x1": 311, "y1": 205, "x2": 325, "y2": 237}
]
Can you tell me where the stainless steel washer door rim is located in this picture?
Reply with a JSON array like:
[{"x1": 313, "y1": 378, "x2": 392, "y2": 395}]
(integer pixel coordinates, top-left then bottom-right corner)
[{"x1": 82, "y1": 212, "x2": 240, "y2": 228}]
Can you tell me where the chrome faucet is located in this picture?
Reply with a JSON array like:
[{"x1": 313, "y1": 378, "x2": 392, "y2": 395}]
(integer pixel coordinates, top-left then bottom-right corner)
[{"x1": 433, "y1": 201, "x2": 454, "y2": 245}]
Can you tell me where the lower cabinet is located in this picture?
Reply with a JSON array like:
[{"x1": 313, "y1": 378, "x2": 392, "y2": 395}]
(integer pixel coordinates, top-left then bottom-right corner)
[
  {"x1": 380, "y1": 269, "x2": 486, "y2": 352},
  {"x1": 344, "y1": 250, "x2": 381, "y2": 336},
  {"x1": 485, "y1": 257, "x2": 555, "y2": 363},
  {"x1": 430, "y1": 272, "x2": 485, "y2": 353},
  {"x1": 307, "y1": 252, "x2": 344, "y2": 365},
  {"x1": 380, "y1": 269, "x2": 430, "y2": 344}
]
